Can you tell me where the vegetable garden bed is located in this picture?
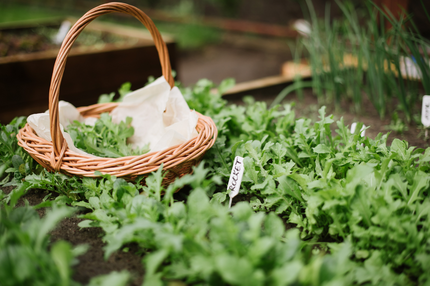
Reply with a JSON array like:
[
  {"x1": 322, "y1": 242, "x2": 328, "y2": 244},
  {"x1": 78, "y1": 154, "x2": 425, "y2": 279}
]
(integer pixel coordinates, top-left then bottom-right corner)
[
  {"x1": 1, "y1": 1, "x2": 430, "y2": 285},
  {"x1": 0, "y1": 17, "x2": 176, "y2": 123},
  {"x1": 1, "y1": 77, "x2": 429, "y2": 285},
  {"x1": 224, "y1": 82, "x2": 429, "y2": 149}
]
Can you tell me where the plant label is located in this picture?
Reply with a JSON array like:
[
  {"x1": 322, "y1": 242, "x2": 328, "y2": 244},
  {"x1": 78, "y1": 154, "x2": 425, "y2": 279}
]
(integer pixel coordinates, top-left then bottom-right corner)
[
  {"x1": 422, "y1": 95, "x2": 430, "y2": 128},
  {"x1": 351, "y1": 122, "x2": 366, "y2": 137},
  {"x1": 227, "y1": 156, "x2": 244, "y2": 208},
  {"x1": 53, "y1": 20, "x2": 72, "y2": 45}
]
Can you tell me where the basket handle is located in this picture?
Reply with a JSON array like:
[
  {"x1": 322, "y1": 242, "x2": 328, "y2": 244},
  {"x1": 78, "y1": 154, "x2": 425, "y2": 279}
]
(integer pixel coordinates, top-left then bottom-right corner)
[{"x1": 49, "y1": 2, "x2": 174, "y2": 160}]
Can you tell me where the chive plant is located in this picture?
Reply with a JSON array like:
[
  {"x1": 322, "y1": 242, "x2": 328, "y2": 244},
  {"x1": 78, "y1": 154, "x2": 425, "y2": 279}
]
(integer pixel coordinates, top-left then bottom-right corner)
[{"x1": 292, "y1": 0, "x2": 430, "y2": 121}]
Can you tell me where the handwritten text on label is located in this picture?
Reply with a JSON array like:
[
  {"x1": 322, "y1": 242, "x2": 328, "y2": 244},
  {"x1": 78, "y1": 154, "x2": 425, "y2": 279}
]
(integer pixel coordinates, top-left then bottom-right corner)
[
  {"x1": 227, "y1": 156, "x2": 244, "y2": 208},
  {"x1": 422, "y1": 95, "x2": 430, "y2": 127}
]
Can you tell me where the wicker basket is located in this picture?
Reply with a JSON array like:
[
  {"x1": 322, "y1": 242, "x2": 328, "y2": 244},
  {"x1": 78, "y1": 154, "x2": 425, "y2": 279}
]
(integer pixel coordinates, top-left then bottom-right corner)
[{"x1": 17, "y1": 2, "x2": 217, "y2": 187}]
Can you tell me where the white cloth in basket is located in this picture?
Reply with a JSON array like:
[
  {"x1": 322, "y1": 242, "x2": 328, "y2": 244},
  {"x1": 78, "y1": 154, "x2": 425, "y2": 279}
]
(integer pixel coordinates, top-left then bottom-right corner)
[
  {"x1": 27, "y1": 76, "x2": 198, "y2": 156},
  {"x1": 110, "y1": 76, "x2": 199, "y2": 152}
]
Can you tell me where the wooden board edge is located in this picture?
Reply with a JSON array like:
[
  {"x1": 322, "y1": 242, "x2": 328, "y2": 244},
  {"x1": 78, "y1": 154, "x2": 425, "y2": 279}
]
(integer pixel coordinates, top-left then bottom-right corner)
[{"x1": 219, "y1": 74, "x2": 311, "y2": 96}]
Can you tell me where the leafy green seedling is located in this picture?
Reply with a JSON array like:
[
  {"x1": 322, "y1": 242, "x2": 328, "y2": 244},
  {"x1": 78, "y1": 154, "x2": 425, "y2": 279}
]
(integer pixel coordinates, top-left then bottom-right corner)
[{"x1": 65, "y1": 113, "x2": 149, "y2": 158}]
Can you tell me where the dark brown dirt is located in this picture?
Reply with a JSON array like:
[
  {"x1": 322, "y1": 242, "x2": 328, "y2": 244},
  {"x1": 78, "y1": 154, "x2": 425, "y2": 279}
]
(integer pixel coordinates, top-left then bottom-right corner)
[{"x1": 0, "y1": 27, "x2": 136, "y2": 57}]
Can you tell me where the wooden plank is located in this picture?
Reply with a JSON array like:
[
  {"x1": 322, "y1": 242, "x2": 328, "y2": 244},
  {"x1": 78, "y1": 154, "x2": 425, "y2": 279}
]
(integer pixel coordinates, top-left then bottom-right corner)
[
  {"x1": 0, "y1": 18, "x2": 175, "y2": 64},
  {"x1": 222, "y1": 74, "x2": 307, "y2": 96},
  {"x1": 83, "y1": 19, "x2": 175, "y2": 43},
  {"x1": 220, "y1": 61, "x2": 311, "y2": 96},
  {"x1": 221, "y1": 54, "x2": 422, "y2": 99},
  {"x1": 0, "y1": 17, "x2": 64, "y2": 30}
]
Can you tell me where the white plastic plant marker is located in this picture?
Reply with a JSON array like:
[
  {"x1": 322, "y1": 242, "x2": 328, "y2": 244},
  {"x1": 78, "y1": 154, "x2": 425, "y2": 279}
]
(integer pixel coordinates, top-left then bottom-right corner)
[
  {"x1": 227, "y1": 156, "x2": 244, "y2": 208},
  {"x1": 293, "y1": 19, "x2": 311, "y2": 37},
  {"x1": 351, "y1": 122, "x2": 366, "y2": 137},
  {"x1": 422, "y1": 96, "x2": 430, "y2": 127},
  {"x1": 422, "y1": 95, "x2": 430, "y2": 138},
  {"x1": 53, "y1": 20, "x2": 72, "y2": 45},
  {"x1": 400, "y1": 56, "x2": 422, "y2": 80}
]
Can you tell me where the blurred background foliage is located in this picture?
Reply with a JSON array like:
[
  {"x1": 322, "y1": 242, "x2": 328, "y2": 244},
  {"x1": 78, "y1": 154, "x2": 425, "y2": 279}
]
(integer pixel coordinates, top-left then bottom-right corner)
[
  {"x1": 0, "y1": 0, "x2": 364, "y2": 51},
  {"x1": 2, "y1": 0, "x2": 430, "y2": 38}
]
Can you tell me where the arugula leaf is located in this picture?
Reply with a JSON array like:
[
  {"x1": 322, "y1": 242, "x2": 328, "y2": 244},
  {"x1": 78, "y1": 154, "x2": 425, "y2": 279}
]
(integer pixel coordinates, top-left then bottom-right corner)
[
  {"x1": 65, "y1": 112, "x2": 149, "y2": 158},
  {"x1": 0, "y1": 117, "x2": 39, "y2": 181}
]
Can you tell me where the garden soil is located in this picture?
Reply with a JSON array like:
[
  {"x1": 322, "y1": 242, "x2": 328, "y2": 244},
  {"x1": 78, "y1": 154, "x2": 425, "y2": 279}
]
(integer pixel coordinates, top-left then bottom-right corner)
[{"x1": 3, "y1": 34, "x2": 430, "y2": 285}]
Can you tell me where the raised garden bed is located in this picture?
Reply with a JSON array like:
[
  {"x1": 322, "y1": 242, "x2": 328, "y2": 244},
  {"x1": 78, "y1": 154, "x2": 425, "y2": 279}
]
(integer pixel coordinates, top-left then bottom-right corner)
[
  {"x1": 1, "y1": 77, "x2": 429, "y2": 285},
  {"x1": 0, "y1": 17, "x2": 176, "y2": 123},
  {"x1": 221, "y1": 70, "x2": 428, "y2": 149}
]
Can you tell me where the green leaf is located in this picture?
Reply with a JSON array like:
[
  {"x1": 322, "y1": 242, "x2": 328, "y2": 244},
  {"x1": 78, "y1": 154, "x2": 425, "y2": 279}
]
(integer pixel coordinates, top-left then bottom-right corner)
[
  {"x1": 11, "y1": 155, "x2": 24, "y2": 170},
  {"x1": 35, "y1": 207, "x2": 75, "y2": 252},
  {"x1": 218, "y1": 78, "x2": 235, "y2": 94},
  {"x1": 277, "y1": 175, "x2": 304, "y2": 203},
  {"x1": 313, "y1": 144, "x2": 331, "y2": 154},
  {"x1": 272, "y1": 261, "x2": 303, "y2": 285},
  {"x1": 88, "y1": 270, "x2": 131, "y2": 286},
  {"x1": 211, "y1": 192, "x2": 227, "y2": 204},
  {"x1": 390, "y1": 139, "x2": 408, "y2": 161},
  {"x1": 215, "y1": 255, "x2": 255, "y2": 285},
  {"x1": 264, "y1": 212, "x2": 284, "y2": 238},
  {"x1": 51, "y1": 241, "x2": 73, "y2": 286},
  {"x1": 408, "y1": 171, "x2": 429, "y2": 205},
  {"x1": 78, "y1": 220, "x2": 95, "y2": 228},
  {"x1": 145, "y1": 249, "x2": 169, "y2": 276},
  {"x1": 98, "y1": 92, "x2": 115, "y2": 104}
]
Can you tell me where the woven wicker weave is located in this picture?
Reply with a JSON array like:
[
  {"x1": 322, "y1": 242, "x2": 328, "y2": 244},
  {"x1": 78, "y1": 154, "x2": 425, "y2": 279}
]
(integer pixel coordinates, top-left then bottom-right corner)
[{"x1": 17, "y1": 2, "x2": 217, "y2": 186}]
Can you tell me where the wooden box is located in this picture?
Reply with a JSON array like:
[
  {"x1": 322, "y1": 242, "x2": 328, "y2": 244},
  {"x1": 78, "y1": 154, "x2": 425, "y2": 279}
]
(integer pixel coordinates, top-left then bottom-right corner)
[{"x1": 0, "y1": 18, "x2": 176, "y2": 123}]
